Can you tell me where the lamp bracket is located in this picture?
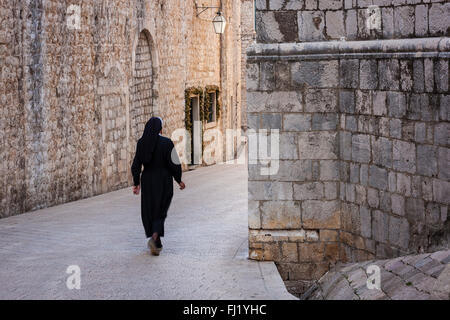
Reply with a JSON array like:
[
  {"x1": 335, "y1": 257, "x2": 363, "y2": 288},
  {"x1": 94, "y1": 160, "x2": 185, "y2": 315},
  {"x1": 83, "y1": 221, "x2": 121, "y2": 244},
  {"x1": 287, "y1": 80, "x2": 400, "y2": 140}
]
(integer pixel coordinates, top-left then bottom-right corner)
[{"x1": 195, "y1": 3, "x2": 221, "y2": 17}]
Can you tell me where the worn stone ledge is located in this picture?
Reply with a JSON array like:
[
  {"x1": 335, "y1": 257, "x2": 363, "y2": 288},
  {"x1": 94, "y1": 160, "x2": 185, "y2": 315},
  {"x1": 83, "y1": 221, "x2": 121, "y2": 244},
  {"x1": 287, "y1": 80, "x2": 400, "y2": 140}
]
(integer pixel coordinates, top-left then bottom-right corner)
[{"x1": 247, "y1": 37, "x2": 450, "y2": 60}]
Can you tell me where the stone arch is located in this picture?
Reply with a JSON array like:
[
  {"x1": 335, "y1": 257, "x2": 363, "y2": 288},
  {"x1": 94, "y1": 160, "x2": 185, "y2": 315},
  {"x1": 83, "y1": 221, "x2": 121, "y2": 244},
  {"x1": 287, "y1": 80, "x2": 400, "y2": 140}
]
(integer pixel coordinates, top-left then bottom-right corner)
[{"x1": 130, "y1": 29, "x2": 158, "y2": 142}]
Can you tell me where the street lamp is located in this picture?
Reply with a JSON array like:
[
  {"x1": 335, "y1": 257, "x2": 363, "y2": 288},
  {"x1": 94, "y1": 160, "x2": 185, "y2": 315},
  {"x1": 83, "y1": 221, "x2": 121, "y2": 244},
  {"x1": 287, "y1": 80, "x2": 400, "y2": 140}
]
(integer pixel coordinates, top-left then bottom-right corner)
[
  {"x1": 195, "y1": 3, "x2": 226, "y2": 34},
  {"x1": 212, "y1": 12, "x2": 226, "y2": 34}
]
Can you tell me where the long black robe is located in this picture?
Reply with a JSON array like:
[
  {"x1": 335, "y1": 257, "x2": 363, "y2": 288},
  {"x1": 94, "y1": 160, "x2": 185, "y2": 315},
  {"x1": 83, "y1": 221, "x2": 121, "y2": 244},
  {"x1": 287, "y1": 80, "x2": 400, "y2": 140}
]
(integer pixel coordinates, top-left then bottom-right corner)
[{"x1": 131, "y1": 135, "x2": 182, "y2": 238}]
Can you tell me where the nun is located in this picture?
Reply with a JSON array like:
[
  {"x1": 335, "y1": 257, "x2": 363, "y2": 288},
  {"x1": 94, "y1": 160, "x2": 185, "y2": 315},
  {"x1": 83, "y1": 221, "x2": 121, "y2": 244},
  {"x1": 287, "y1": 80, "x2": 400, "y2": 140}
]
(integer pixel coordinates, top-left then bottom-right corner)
[{"x1": 131, "y1": 117, "x2": 185, "y2": 255}]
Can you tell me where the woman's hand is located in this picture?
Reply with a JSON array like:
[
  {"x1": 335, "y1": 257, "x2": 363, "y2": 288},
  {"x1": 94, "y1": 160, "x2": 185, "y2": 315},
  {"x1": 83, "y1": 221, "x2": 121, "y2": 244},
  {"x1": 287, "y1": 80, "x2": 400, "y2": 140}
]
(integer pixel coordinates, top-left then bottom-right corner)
[
  {"x1": 179, "y1": 181, "x2": 186, "y2": 190},
  {"x1": 132, "y1": 185, "x2": 140, "y2": 195}
]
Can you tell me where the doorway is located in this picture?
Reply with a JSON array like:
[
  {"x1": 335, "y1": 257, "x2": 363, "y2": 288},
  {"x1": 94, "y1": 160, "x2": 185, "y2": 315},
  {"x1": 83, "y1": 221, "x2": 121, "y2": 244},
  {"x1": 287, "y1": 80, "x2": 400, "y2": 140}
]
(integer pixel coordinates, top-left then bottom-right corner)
[{"x1": 190, "y1": 96, "x2": 202, "y2": 165}]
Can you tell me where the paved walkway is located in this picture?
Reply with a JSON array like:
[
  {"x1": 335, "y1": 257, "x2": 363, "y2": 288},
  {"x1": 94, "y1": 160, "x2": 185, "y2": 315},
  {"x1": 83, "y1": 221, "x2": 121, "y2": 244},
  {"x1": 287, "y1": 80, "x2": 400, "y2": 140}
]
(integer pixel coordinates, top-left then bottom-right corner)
[
  {"x1": 0, "y1": 164, "x2": 295, "y2": 300},
  {"x1": 304, "y1": 249, "x2": 450, "y2": 300}
]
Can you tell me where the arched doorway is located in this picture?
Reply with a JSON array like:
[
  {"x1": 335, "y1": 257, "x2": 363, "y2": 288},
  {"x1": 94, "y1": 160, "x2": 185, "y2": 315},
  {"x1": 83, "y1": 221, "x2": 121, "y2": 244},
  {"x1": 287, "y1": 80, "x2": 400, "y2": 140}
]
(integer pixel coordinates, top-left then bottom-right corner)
[{"x1": 130, "y1": 30, "x2": 154, "y2": 142}]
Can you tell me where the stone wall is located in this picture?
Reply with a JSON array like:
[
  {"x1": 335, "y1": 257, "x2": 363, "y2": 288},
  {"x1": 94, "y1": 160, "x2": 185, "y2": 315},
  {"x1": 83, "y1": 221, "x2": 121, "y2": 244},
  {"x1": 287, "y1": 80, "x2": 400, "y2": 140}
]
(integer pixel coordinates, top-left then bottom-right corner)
[
  {"x1": 255, "y1": 0, "x2": 449, "y2": 43},
  {"x1": 240, "y1": 0, "x2": 257, "y2": 130},
  {"x1": 0, "y1": 0, "x2": 243, "y2": 217},
  {"x1": 247, "y1": 2, "x2": 449, "y2": 281}
]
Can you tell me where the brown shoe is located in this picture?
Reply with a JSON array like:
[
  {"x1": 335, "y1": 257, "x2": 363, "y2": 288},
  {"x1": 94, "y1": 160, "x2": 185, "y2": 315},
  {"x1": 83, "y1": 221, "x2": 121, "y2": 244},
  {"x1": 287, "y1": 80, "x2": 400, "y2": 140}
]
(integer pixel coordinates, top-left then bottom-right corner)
[{"x1": 148, "y1": 238, "x2": 162, "y2": 256}]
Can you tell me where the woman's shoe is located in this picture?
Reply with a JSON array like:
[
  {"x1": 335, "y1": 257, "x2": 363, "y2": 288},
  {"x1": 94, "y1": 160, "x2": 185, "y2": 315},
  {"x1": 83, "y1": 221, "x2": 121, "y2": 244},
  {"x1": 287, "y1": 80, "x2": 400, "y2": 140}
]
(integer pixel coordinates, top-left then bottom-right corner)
[{"x1": 148, "y1": 238, "x2": 160, "y2": 256}]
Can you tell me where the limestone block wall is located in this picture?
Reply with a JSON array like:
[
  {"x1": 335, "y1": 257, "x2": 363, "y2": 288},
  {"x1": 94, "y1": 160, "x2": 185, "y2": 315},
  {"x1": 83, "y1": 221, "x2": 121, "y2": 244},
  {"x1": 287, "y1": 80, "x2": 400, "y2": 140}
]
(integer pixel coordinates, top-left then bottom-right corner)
[
  {"x1": 0, "y1": 0, "x2": 243, "y2": 217},
  {"x1": 247, "y1": 38, "x2": 449, "y2": 281},
  {"x1": 255, "y1": 0, "x2": 449, "y2": 43}
]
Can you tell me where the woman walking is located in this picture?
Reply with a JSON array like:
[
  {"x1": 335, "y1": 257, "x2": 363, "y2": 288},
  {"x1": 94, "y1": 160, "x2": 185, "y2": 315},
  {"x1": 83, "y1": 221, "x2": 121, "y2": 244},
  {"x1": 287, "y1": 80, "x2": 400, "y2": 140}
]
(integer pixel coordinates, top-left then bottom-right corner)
[{"x1": 131, "y1": 117, "x2": 185, "y2": 256}]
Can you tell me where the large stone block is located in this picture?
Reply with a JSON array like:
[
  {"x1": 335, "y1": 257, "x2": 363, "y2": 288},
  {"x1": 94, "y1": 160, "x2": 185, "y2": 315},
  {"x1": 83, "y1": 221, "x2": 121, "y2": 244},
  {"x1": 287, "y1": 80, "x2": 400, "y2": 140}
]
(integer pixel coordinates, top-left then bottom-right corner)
[
  {"x1": 391, "y1": 194, "x2": 405, "y2": 216},
  {"x1": 248, "y1": 200, "x2": 261, "y2": 229},
  {"x1": 319, "y1": 0, "x2": 342, "y2": 10},
  {"x1": 379, "y1": 60, "x2": 400, "y2": 91},
  {"x1": 261, "y1": 201, "x2": 301, "y2": 229},
  {"x1": 247, "y1": 91, "x2": 303, "y2": 113},
  {"x1": 405, "y1": 197, "x2": 425, "y2": 221},
  {"x1": 261, "y1": 113, "x2": 282, "y2": 129},
  {"x1": 340, "y1": 59, "x2": 359, "y2": 89},
  {"x1": 388, "y1": 216, "x2": 410, "y2": 249},
  {"x1": 282, "y1": 242, "x2": 299, "y2": 262},
  {"x1": 417, "y1": 144, "x2": 438, "y2": 177},
  {"x1": 256, "y1": 11, "x2": 299, "y2": 43},
  {"x1": 433, "y1": 179, "x2": 450, "y2": 205},
  {"x1": 312, "y1": 113, "x2": 338, "y2": 130},
  {"x1": 292, "y1": 60, "x2": 339, "y2": 88},
  {"x1": 246, "y1": 63, "x2": 259, "y2": 91},
  {"x1": 372, "y1": 136, "x2": 392, "y2": 168},
  {"x1": 387, "y1": 91, "x2": 406, "y2": 118},
  {"x1": 305, "y1": 89, "x2": 338, "y2": 112},
  {"x1": 294, "y1": 182, "x2": 324, "y2": 200},
  {"x1": 352, "y1": 134, "x2": 371, "y2": 163},
  {"x1": 372, "y1": 91, "x2": 387, "y2": 116},
  {"x1": 325, "y1": 10, "x2": 345, "y2": 39},
  {"x1": 438, "y1": 147, "x2": 450, "y2": 180},
  {"x1": 360, "y1": 206, "x2": 372, "y2": 238},
  {"x1": 360, "y1": 60, "x2": 378, "y2": 90},
  {"x1": 279, "y1": 133, "x2": 299, "y2": 159},
  {"x1": 260, "y1": 62, "x2": 276, "y2": 91},
  {"x1": 393, "y1": 140, "x2": 416, "y2": 174},
  {"x1": 356, "y1": 90, "x2": 372, "y2": 115},
  {"x1": 415, "y1": 5, "x2": 428, "y2": 37},
  {"x1": 272, "y1": 160, "x2": 313, "y2": 182},
  {"x1": 339, "y1": 131, "x2": 352, "y2": 161},
  {"x1": 302, "y1": 200, "x2": 340, "y2": 229},
  {"x1": 434, "y1": 123, "x2": 449, "y2": 146},
  {"x1": 372, "y1": 210, "x2": 389, "y2": 243},
  {"x1": 369, "y1": 165, "x2": 388, "y2": 191},
  {"x1": 283, "y1": 114, "x2": 311, "y2": 132},
  {"x1": 249, "y1": 181, "x2": 293, "y2": 200},
  {"x1": 298, "y1": 132, "x2": 338, "y2": 160},
  {"x1": 429, "y1": 3, "x2": 450, "y2": 35},
  {"x1": 340, "y1": 90, "x2": 355, "y2": 114},
  {"x1": 320, "y1": 160, "x2": 340, "y2": 181},
  {"x1": 298, "y1": 11, "x2": 326, "y2": 41},
  {"x1": 397, "y1": 173, "x2": 411, "y2": 197},
  {"x1": 393, "y1": 6, "x2": 415, "y2": 37}
]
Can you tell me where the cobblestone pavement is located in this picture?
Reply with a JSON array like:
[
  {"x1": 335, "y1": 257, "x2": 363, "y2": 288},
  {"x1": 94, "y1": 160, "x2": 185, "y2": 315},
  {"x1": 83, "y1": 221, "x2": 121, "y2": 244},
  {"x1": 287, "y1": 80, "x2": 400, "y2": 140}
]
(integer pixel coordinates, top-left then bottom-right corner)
[
  {"x1": 304, "y1": 249, "x2": 450, "y2": 300},
  {"x1": 0, "y1": 164, "x2": 295, "y2": 300}
]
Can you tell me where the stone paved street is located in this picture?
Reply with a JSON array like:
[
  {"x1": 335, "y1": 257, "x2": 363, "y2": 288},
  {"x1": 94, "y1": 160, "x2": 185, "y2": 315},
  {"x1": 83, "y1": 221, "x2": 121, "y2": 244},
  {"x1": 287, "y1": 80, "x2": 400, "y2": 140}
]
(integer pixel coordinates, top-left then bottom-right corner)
[
  {"x1": 304, "y1": 249, "x2": 450, "y2": 300},
  {"x1": 0, "y1": 164, "x2": 295, "y2": 300}
]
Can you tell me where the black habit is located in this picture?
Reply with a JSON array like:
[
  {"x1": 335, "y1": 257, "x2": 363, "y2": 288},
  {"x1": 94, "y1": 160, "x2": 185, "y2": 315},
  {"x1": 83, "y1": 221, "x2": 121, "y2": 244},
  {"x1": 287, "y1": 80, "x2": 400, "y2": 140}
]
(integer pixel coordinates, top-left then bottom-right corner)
[{"x1": 131, "y1": 117, "x2": 182, "y2": 238}]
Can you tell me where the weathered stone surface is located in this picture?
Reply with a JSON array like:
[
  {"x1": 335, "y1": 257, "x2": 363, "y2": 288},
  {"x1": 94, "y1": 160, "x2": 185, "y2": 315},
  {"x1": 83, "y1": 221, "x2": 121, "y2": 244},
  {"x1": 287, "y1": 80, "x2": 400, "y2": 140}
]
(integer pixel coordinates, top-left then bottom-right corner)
[
  {"x1": 305, "y1": 89, "x2": 338, "y2": 112},
  {"x1": 261, "y1": 201, "x2": 301, "y2": 229},
  {"x1": 249, "y1": 181, "x2": 294, "y2": 200},
  {"x1": 294, "y1": 182, "x2": 324, "y2": 200},
  {"x1": 302, "y1": 200, "x2": 340, "y2": 229},
  {"x1": 256, "y1": 11, "x2": 299, "y2": 43},
  {"x1": 372, "y1": 210, "x2": 389, "y2": 243},
  {"x1": 283, "y1": 114, "x2": 311, "y2": 131},
  {"x1": 298, "y1": 11, "x2": 326, "y2": 41},
  {"x1": 340, "y1": 90, "x2": 355, "y2": 114},
  {"x1": 393, "y1": 140, "x2": 416, "y2": 174},
  {"x1": 292, "y1": 60, "x2": 339, "y2": 88},
  {"x1": 389, "y1": 216, "x2": 410, "y2": 249},
  {"x1": 312, "y1": 113, "x2": 338, "y2": 130},
  {"x1": 247, "y1": 91, "x2": 303, "y2": 112},
  {"x1": 320, "y1": 160, "x2": 340, "y2": 181},
  {"x1": 417, "y1": 144, "x2": 438, "y2": 177},
  {"x1": 360, "y1": 60, "x2": 378, "y2": 90},
  {"x1": 352, "y1": 134, "x2": 371, "y2": 163},
  {"x1": 372, "y1": 136, "x2": 393, "y2": 168},
  {"x1": 298, "y1": 132, "x2": 338, "y2": 160},
  {"x1": 369, "y1": 165, "x2": 388, "y2": 191},
  {"x1": 325, "y1": 10, "x2": 345, "y2": 39},
  {"x1": 262, "y1": 113, "x2": 282, "y2": 129},
  {"x1": 340, "y1": 60, "x2": 359, "y2": 89}
]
